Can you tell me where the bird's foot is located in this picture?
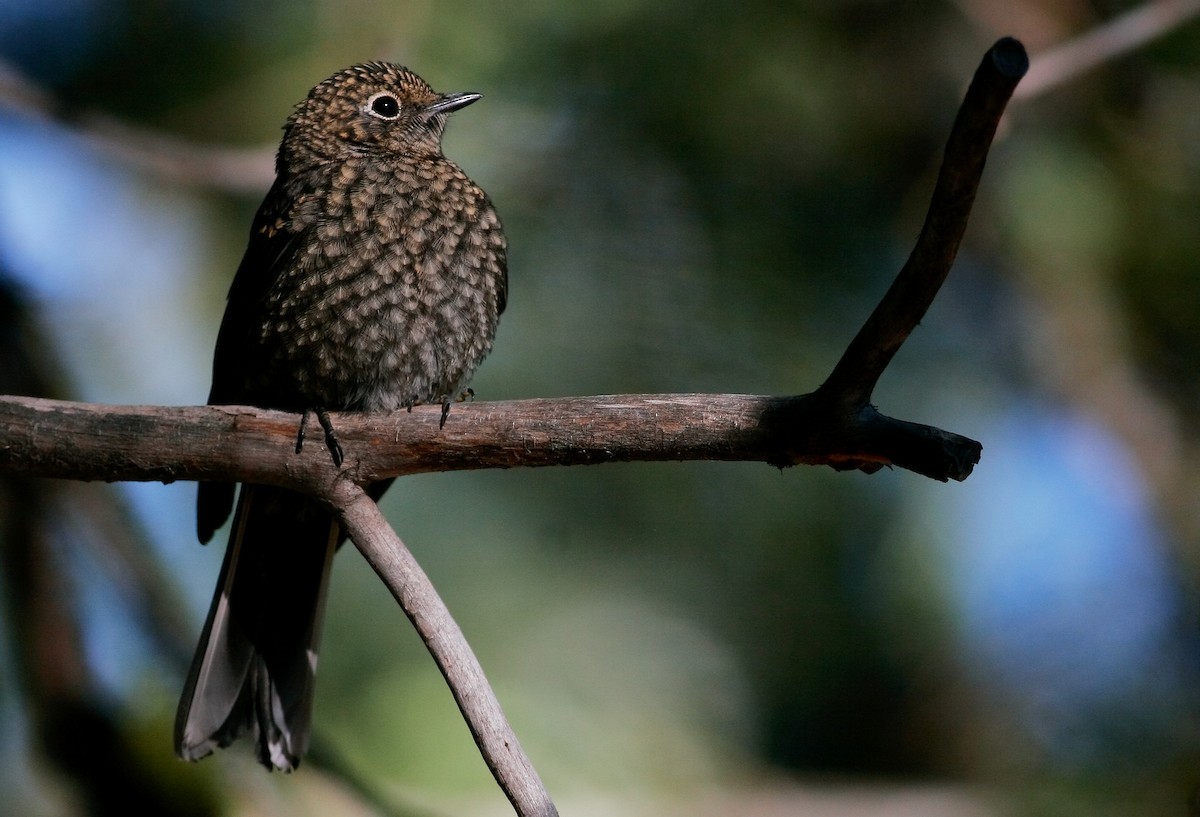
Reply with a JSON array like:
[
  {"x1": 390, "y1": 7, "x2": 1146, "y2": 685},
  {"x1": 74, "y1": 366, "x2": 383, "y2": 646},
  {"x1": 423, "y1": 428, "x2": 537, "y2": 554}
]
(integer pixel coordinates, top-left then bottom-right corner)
[{"x1": 296, "y1": 407, "x2": 344, "y2": 467}]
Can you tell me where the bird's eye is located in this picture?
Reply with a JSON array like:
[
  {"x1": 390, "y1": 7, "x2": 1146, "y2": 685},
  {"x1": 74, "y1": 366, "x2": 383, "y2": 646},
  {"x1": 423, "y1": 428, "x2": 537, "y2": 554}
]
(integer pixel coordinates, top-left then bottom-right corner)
[{"x1": 367, "y1": 92, "x2": 401, "y2": 120}]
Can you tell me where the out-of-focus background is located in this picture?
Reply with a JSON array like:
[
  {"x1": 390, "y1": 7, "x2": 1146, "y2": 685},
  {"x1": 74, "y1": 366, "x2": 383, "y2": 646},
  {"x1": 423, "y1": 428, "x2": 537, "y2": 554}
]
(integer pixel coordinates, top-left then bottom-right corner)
[{"x1": 1, "y1": 2, "x2": 1199, "y2": 815}]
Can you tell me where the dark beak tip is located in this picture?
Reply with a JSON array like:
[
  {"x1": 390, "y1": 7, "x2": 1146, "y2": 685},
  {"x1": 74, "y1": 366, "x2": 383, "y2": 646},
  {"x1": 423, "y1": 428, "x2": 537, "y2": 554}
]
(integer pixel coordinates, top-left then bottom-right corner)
[{"x1": 428, "y1": 92, "x2": 483, "y2": 115}]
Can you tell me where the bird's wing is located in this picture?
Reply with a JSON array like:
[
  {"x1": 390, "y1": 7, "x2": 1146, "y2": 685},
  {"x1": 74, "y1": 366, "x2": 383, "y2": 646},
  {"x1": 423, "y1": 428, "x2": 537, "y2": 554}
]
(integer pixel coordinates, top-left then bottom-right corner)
[
  {"x1": 198, "y1": 174, "x2": 316, "y2": 542},
  {"x1": 207, "y1": 175, "x2": 313, "y2": 407}
]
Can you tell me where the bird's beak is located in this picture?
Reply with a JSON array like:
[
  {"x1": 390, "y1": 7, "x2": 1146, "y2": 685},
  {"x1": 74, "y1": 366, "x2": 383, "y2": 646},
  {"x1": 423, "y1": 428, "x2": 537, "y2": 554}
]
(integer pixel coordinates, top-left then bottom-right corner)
[{"x1": 425, "y1": 92, "x2": 482, "y2": 116}]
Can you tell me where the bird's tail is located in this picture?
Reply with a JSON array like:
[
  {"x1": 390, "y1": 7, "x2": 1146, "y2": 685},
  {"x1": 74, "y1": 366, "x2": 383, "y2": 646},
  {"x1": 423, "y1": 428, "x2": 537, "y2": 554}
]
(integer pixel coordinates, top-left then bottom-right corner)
[{"x1": 175, "y1": 484, "x2": 338, "y2": 771}]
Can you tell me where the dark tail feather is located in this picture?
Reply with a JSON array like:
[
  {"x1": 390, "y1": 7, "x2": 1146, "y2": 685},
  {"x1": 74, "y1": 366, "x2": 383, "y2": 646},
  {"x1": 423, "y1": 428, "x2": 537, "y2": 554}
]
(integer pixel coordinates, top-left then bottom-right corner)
[
  {"x1": 196, "y1": 481, "x2": 235, "y2": 544},
  {"x1": 176, "y1": 484, "x2": 338, "y2": 771}
]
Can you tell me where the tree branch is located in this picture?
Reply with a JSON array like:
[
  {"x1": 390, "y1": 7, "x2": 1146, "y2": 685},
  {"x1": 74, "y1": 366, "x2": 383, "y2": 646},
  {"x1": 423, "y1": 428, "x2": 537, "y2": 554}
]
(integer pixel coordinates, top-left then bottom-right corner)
[
  {"x1": 0, "y1": 393, "x2": 980, "y2": 486},
  {"x1": 0, "y1": 392, "x2": 982, "y2": 817},
  {"x1": 328, "y1": 478, "x2": 558, "y2": 817},
  {"x1": 0, "y1": 58, "x2": 275, "y2": 192}
]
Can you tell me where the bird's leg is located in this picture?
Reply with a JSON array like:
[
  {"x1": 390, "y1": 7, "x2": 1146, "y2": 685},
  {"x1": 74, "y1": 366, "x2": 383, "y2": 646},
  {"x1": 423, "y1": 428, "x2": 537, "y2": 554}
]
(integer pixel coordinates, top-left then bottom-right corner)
[
  {"x1": 315, "y1": 408, "x2": 344, "y2": 467},
  {"x1": 437, "y1": 389, "x2": 475, "y2": 429},
  {"x1": 295, "y1": 409, "x2": 311, "y2": 454},
  {"x1": 295, "y1": 407, "x2": 344, "y2": 467},
  {"x1": 438, "y1": 388, "x2": 478, "y2": 429}
]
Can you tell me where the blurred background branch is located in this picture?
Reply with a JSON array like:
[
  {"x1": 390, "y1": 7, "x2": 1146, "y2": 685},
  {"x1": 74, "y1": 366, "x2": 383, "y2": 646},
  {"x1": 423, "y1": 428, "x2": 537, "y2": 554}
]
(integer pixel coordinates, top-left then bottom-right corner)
[
  {"x1": 1013, "y1": 0, "x2": 1200, "y2": 99},
  {"x1": 0, "y1": 4, "x2": 1195, "y2": 194},
  {"x1": 0, "y1": 58, "x2": 275, "y2": 193}
]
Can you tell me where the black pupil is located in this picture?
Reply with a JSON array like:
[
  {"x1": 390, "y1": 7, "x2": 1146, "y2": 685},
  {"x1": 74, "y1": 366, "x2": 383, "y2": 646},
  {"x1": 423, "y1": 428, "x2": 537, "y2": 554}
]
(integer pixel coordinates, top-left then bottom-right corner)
[{"x1": 372, "y1": 95, "x2": 399, "y2": 117}]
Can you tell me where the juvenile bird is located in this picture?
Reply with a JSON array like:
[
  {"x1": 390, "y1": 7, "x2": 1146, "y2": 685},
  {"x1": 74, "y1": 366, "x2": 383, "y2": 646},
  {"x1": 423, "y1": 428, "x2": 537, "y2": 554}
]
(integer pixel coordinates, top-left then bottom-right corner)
[{"x1": 176, "y1": 62, "x2": 507, "y2": 771}]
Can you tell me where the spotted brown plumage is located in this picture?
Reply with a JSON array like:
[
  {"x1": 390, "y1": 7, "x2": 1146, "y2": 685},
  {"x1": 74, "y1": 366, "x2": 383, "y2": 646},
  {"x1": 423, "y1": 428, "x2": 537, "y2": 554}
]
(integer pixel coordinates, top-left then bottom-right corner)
[{"x1": 176, "y1": 63, "x2": 506, "y2": 771}]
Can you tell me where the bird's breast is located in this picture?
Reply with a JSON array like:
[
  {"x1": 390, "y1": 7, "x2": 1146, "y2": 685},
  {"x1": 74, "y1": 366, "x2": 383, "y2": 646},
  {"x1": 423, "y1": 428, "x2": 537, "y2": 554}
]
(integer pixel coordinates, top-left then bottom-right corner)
[{"x1": 254, "y1": 167, "x2": 504, "y2": 411}]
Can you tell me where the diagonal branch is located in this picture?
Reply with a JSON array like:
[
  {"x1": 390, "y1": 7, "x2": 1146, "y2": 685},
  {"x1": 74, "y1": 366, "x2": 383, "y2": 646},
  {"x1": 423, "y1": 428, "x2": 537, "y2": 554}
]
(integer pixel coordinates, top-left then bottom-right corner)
[
  {"x1": 818, "y1": 37, "x2": 1027, "y2": 408},
  {"x1": 328, "y1": 477, "x2": 558, "y2": 817},
  {"x1": 0, "y1": 58, "x2": 276, "y2": 192},
  {"x1": 1014, "y1": 0, "x2": 1200, "y2": 101}
]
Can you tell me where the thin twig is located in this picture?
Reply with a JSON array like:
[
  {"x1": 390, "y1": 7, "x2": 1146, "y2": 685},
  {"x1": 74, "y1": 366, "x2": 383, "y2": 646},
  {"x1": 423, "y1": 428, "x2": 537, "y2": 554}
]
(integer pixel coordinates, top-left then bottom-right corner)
[{"x1": 328, "y1": 478, "x2": 559, "y2": 817}]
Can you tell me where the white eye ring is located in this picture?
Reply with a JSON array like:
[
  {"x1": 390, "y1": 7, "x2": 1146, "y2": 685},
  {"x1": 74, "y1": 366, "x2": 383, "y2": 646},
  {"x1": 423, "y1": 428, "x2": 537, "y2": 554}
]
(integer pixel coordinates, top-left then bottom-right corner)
[{"x1": 365, "y1": 91, "x2": 401, "y2": 120}]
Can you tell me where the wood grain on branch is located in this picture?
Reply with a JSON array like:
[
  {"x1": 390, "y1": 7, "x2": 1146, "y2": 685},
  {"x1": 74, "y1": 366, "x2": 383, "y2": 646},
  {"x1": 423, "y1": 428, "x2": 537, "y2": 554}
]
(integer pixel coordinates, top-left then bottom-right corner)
[{"x1": 0, "y1": 393, "x2": 981, "y2": 488}]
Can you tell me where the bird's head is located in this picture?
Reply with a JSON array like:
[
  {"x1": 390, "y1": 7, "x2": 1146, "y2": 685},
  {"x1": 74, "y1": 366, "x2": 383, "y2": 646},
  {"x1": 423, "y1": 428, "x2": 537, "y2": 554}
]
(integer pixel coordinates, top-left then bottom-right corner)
[{"x1": 279, "y1": 62, "x2": 480, "y2": 170}]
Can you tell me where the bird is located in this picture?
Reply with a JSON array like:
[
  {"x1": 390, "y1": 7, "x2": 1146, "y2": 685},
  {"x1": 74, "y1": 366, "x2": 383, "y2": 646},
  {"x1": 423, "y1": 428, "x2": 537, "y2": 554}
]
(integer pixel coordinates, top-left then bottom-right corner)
[{"x1": 175, "y1": 62, "x2": 507, "y2": 772}]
